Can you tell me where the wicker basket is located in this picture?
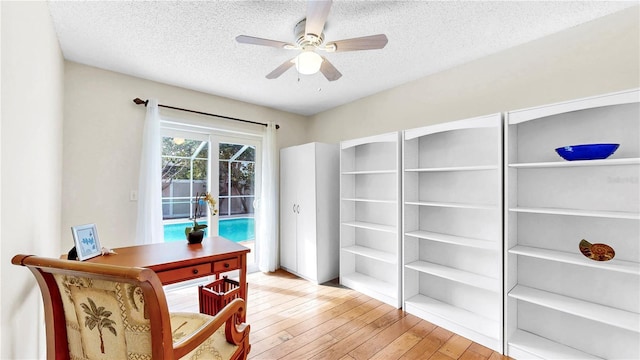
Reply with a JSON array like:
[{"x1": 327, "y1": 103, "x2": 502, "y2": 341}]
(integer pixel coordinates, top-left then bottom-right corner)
[{"x1": 198, "y1": 277, "x2": 243, "y2": 316}]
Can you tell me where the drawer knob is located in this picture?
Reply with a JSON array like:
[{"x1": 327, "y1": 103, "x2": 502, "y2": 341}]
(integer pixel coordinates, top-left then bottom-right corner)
[
  {"x1": 224, "y1": 263, "x2": 230, "y2": 268},
  {"x1": 192, "y1": 269, "x2": 199, "y2": 274}
]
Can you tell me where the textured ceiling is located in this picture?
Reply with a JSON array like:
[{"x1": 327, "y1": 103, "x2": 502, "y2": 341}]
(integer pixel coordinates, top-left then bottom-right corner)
[{"x1": 48, "y1": 1, "x2": 636, "y2": 116}]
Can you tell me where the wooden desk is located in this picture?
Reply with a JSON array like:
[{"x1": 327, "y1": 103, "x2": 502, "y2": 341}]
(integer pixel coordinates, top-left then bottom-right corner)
[{"x1": 87, "y1": 237, "x2": 250, "y2": 309}]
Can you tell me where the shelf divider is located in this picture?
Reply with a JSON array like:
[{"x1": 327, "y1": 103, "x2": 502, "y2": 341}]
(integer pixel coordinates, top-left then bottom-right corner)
[
  {"x1": 406, "y1": 200, "x2": 498, "y2": 210},
  {"x1": 342, "y1": 245, "x2": 396, "y2": 264},
  {"x1": 509, "y1": 158, "x2": 640, "y2": 168},
  {"x1": 406, "y1": 261, "x2": 500, "y2": 292},
  {"x1": 341, "y1": 169, "x2": 397, "y2": 175},
  {"x1": 341, "y1": 220, "x2": 396, "y2": 233},
  {"x1": 404, "y1": 294, "x2": 500, "y2": 337},
  {"x1": 341, "y1": 197, "x2": 397, "y2": 204},
  {"x1": 341, "y1": 272, "x2": 397, "y2": 299},
  {"x1": 508, "y1": 285, "x2": 640, "y2": 332},
  {"x1": 405, "y1": 165, "x2": 499, "y2": 172},
  {"x1": 509, "y1": 245, "x2": 640, "y2": 275},
  {"x1": 405, "y1": 230, "x2": 497, "y2": 250},
  {"x1": 509, "y1": 206, "x2": 640, "y2": 220},
  {"x1": 508, "y1": 330, "x2": 603, "y2": 360}
]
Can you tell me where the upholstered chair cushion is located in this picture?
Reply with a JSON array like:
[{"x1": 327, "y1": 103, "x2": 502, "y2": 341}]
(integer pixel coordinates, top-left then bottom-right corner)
[
  {"x1": 54, "y1": 274, "x2": 239, "y2": 359},
  {"x1": 170, "y1": 313, "x2": 238, "y2": 360}
]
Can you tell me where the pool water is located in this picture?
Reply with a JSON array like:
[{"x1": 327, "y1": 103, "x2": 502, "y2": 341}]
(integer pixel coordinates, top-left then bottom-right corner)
[{"x1": 164, "y1": 218, "x2": 255, "y2": 243}]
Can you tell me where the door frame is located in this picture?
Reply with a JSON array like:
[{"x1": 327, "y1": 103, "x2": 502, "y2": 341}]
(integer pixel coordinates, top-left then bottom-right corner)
[
  {"x1": 161, "y1": 121, "x2": 263, "y2": 274},
  {"x1": 211, "y1": 134, "x2": 262, "y2": 274}
]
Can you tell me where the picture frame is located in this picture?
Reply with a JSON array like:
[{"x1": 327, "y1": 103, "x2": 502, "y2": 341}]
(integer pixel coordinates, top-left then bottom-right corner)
[{"x1": 71, "y1": 223, "x2": 102, "y2": 261}]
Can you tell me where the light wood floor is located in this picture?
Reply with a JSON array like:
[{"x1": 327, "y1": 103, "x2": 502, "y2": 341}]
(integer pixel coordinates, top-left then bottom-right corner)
[{"x1": 165, "y1": 269, "x2": 510, "y2": 360}]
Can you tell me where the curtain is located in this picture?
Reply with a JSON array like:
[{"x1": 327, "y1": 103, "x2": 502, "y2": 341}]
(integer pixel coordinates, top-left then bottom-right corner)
[
  {"x1": 256, "y1": 122, "x2": 278, "y2": 272},
  {"x1": 135, "y1": 99, "x2": 164, "y2": 244}
]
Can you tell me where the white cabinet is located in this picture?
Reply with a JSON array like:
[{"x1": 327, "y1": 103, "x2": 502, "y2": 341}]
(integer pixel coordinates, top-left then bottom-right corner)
[
  {"x1": 279, "y1": 142, "x2": 340, "y2": 284},
  {"x1": 504, "y1": 89, "x2": 640, "y2": 359},
  {"x1": 340, "y1": 132, "x2": 402, "y2": 308},
  {"x1": 402, "y1": 114, "x2": 503, "y2": 352}
]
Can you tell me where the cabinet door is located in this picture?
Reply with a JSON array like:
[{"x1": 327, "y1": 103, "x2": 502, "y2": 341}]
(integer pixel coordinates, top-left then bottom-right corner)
[
  {"x1": 279, "y1": 146, "x2": 298, "y2": 271},
  {"x1": 296, "y1": 144, "x2": 318, "y2": 280}
]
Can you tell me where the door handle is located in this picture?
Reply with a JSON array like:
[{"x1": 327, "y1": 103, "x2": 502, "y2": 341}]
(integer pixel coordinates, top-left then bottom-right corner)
[
  {"x1": 293, "y1": 204, "x2": 296, "y2": 213},
  {"x1": 296, "y1": 205, "x2": 300, "y2": 214}
]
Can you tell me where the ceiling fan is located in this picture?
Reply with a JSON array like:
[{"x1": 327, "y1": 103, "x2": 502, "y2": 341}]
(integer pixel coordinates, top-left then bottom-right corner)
[{"x1": 236, "y1": 0, "x2": 388, "y2": 81}]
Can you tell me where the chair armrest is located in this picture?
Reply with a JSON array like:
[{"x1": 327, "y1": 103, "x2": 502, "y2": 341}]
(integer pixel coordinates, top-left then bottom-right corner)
[{"x1": 173, "y1": 298, "x2": 249, "y2": 358}]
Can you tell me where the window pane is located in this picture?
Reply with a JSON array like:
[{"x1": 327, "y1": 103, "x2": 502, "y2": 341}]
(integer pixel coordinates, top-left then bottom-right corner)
[
  {"x1": 219, "y1": 198, "x2": 230, "y2": 216},
  {"x1": 219, "y1": 161, "x2": 229, "y2": 196},
  {"x1": 162, "y1": 157, "x2": 189, "y2": 188},
  {"x1": 161, "y1": 136, "x2": 209, "y2": 221},
  {"x1": 219, "y1": 144, "x2": 244, "y2": 160},
  {"x1": 192, "y1": 159, "x2": 207, "y2": 180},
  {"x1": 236, "y1": 146, "x2": 255, "y2": 161},
  {"x1": 231, "y1": 162, "x2": 255, "y2": 196},
  {"x1": 162, "y1": 137, "x2": 207, "y2": 159}
]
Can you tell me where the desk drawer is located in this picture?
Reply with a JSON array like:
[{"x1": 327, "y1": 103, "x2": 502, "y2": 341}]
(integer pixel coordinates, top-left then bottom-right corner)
[
  {"x1": 156, "y1": 263, "x2": 212, "y2": 284},
  {"x1": 213, "y1": 258, "x2": 239, "y2": 273}
]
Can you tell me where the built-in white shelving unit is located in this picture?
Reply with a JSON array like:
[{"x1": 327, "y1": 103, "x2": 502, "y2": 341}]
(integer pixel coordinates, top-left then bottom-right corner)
[
  {"x1": 340, "y1": 132, "x2": 402, "y2": 308},
  {"x1": 402, "y1": 114, "x2": 503, "y2": 352},
  {"x1": 504, "y1": 89, "x2": 640, "y2": 359}
]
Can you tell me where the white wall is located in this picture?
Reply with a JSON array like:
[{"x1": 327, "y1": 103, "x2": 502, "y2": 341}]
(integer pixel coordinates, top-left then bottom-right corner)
[
  {"x1": 1, "y1": 1, "x2": 64, "y2": 359},
  {"x1": 0, "y1": 3, "x2": 3, "y2": 356},
  {"x1": 63, "y1": 63, "x2": 308, "y2": 249},
  {"x1": 307, "y1": 6, "x2": 640, "y2": 143}
]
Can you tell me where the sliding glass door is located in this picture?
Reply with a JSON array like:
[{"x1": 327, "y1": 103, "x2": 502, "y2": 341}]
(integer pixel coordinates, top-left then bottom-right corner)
[
  {"x1": 213, "y1": 136, "x2": 260, "y2": 273},
  {"x1": 161, "y1": 128, "x2": 260, "y2": 273}
]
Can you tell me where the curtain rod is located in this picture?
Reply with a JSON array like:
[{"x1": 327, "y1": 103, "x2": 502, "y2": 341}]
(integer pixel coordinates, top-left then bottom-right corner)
[{"x1": 132, "y1": 98, "x2": 279, "y2": 129}]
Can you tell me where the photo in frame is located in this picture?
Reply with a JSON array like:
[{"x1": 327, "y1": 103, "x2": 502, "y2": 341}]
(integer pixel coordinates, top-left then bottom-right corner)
[{"x1": 71, "y1": 223, "x2": 101, "y2": 261}]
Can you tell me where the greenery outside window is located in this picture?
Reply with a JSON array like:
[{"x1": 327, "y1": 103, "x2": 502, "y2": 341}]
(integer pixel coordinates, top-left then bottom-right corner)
[
  {"x1": 219, "y1": 144, "x2": 255, "y2": 216},
  {"x1": 161, "y1": 137, "x2": 208, "y2": 220}
]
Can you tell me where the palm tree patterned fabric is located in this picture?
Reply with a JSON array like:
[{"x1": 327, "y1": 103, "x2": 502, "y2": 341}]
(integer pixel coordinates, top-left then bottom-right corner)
[
  {"x1": 80, "y1": 298, "x2": 118, "y2": 354},
  {"x1": 53, "y1": 274, "x2": 238, "y2": 359}
]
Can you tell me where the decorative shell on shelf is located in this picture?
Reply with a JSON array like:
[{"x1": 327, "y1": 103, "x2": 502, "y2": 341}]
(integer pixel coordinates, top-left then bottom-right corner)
[{"x1": 579, "y1": 239, "x2": 615, "y2": 262}]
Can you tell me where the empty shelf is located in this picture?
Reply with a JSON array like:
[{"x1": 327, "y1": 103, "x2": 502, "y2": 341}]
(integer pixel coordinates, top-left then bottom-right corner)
[
  {"x1": 509, "y1": 207, "x2": 640, "y2": 220},
  {"x1": 405, "y1": 230, "x2": 496, "y2": 250},
  {"x1": 405, "y1": 261, "x2": 500, "y2": 292},
  {"x1": 342, "y1": 245, "x2": 396, "y2": 264},
  {"x1": 342, "y1": 170, "x2": 396, "y2": 175},
  {"x1": 405, "y1": 165, "x2": 499, "y2": 172},
  {"x1": 342, "y1": 197, "x2": 397, "y2": 204},
  {"x1": 341, "y1": 221, "x2": 396, "y2": 233},
  {"x1": 508, "y1": 330, "x2": 602, "y2": 360},
  {"x1": 404, "y1": 294, "x2": 500, "y2": 337},
  {"x1": 406, "y1": 201, "x2": 498, "y2": 210},
  {"x1": 508, "y1": 285, "x2": 640, "y2": 332}
]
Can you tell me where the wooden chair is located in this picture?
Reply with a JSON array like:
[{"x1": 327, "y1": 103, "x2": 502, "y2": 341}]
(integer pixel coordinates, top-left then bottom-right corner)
[{"x1": 12, "y1": 254, "x2": 250, "y2": 360}]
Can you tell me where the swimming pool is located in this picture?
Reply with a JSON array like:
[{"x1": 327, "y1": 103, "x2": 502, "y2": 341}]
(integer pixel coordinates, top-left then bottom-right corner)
[{"x1": 164, "y1": 218, "x2": 255, "y2": 243}]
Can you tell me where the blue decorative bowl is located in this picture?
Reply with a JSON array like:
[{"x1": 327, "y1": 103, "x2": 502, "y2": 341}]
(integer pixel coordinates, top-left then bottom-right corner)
[{"x1": 555, "y1": 143, "x2": 619, "y2": 161}]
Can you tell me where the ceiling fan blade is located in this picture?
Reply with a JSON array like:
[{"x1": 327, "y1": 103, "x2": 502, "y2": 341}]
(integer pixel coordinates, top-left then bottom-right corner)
[
  {"x1": 326, "y1": 34, "x2": 388, "y2": 52},
  {"x1": 319, "y1": 57, "x2": 342, "y2": 81},
  {"x1": 236, "y1": 35, "x2": 294, "y2": 49},
  {"x1": 266, "y1": 58, "x2": 296, "y2": 79},
  {"x1": 305, "y1": 0, "x2": 332, "y2": 37}
]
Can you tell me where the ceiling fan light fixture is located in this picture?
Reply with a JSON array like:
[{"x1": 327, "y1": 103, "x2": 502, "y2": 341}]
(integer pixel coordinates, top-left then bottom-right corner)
[{"x1": 295, "y1": 51, "x2": 323, "y2": 75}]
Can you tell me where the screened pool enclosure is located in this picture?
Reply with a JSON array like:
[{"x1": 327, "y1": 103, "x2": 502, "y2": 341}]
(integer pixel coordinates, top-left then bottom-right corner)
[{"x1": 161, "y1": 136, "x2": 256, "y2": 242}]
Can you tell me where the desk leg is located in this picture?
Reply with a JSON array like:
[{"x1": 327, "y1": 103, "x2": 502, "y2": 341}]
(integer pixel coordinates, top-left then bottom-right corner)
[{"x1": 239, "y1": 254, "x2": 247, "y2": 322}]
